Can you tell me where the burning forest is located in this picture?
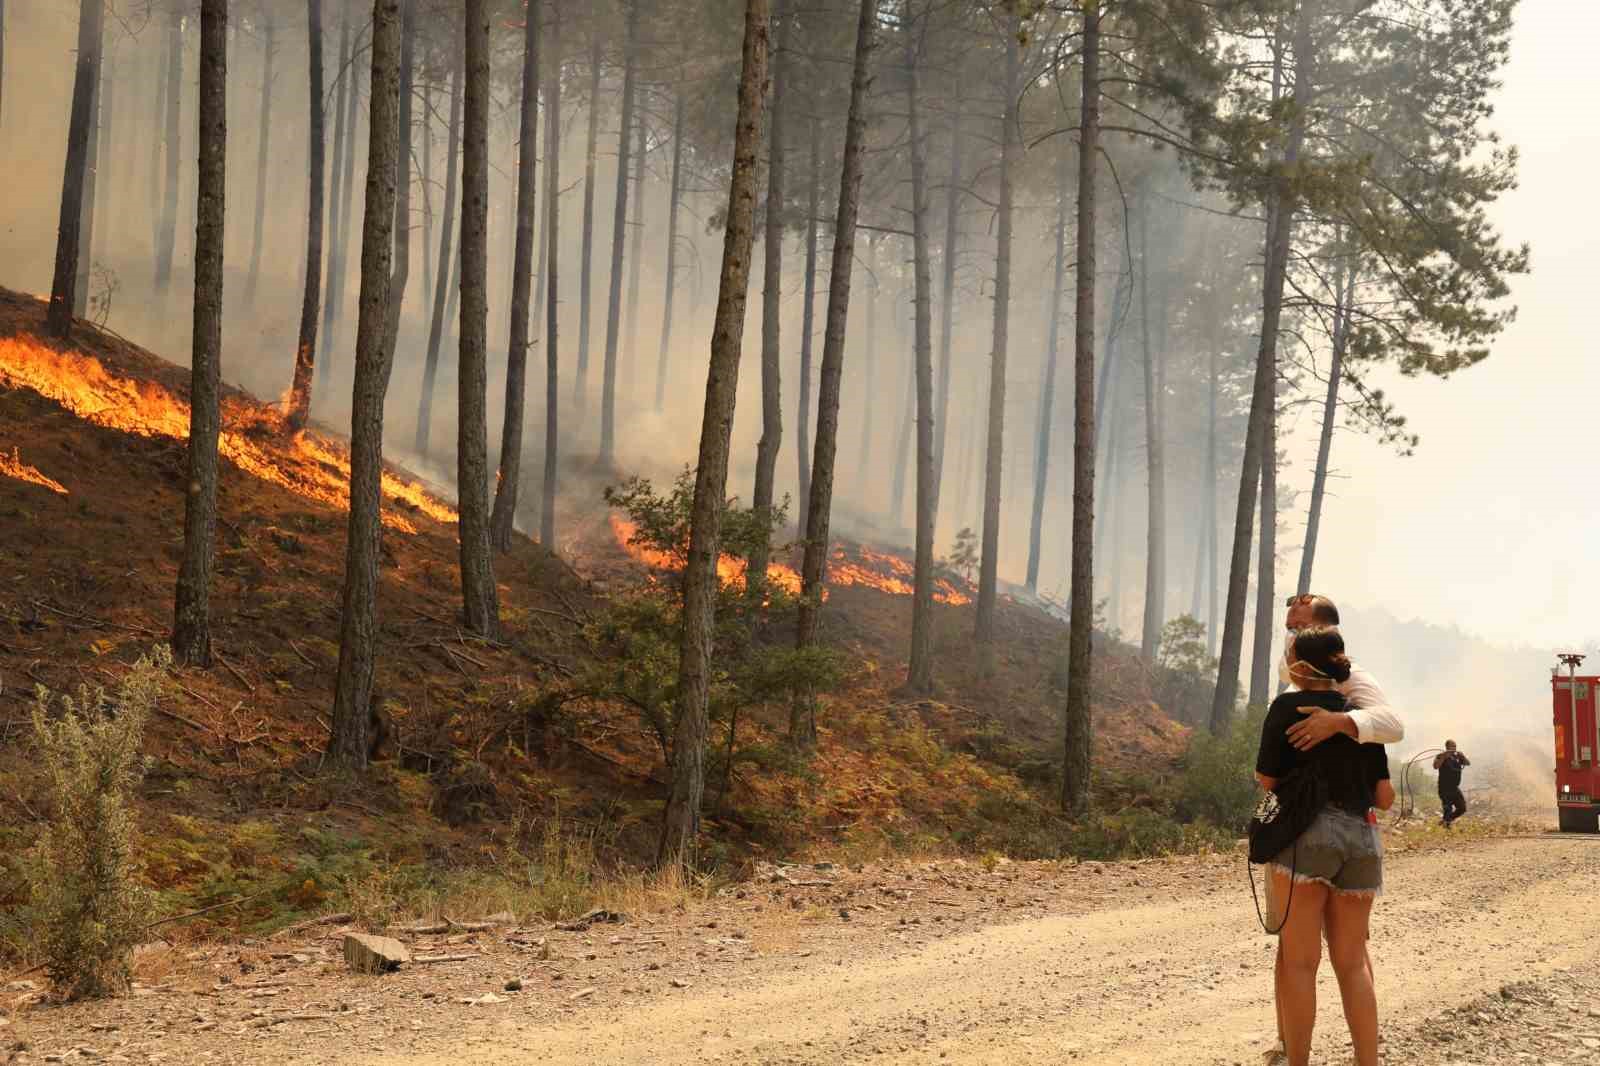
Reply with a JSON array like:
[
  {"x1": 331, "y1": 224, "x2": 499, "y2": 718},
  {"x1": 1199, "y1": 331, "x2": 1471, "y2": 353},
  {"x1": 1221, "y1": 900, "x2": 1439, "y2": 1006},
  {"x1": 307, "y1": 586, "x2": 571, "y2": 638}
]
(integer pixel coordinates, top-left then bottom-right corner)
[{"x1": 0, "y1": 0, "x2": 1531, "y2": 1007}]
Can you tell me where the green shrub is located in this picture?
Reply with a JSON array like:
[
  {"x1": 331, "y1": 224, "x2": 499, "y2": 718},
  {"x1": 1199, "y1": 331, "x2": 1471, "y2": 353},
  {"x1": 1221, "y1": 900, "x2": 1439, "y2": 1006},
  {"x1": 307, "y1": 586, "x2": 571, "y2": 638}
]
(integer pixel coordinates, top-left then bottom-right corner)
[
  {"x1": 1174, "y1": 705, "x2": 1265, "y2": 833},
  {"x1": 29, "y1": 647, "x2": 165, "y2": 999}
]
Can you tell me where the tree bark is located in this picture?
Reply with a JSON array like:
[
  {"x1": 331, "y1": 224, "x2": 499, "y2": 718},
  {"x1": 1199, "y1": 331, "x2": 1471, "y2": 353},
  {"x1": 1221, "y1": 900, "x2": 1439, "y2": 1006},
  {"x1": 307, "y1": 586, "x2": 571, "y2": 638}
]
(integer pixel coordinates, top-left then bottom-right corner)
[
  {"x1": 974, "y1": 14, "x2": 1018, "y2": 670},
  {"x1": 155, "y1": 4, "x2": 183, "y2": 291},
  {"x1": 659, "y1": 0, "x2": 768, "y2": 871},
  {"x1": 1210, "y1": 7, "x2": 1311, "y2": 733},
  {"x1": 285, "y1": 0, "x2": 327, "y2": 435},
  {"x1": 325, "y1": 10, "x2": 364, "y2": 362},
  {"x1": 1138, "y1": 191, "x2": 1166, "y2": 662},
  {"x1": 575, "y1": 31, "x2": 602, "y2": 409},
  {"x1": 654, "y1": 86, "x2": 687, "y2": 411},
  {"x1": 599, "y1": 0, "x2": 640, "y2": 463},
  {"x1": 1062, "y1": 0, "x2": 1099, "y2": 815},
  {"x1": 890, "y1": 340, "x2": 914, "y2": 524},
  {"x1": 1205, "y1": 341, "x2": 1219, "y2": 656},
  {"x1": 382, "y1": 0, "x2": 415, "y2": 354},
  {"x1": 1248, "y1": 369, "x2": 1277, "y2": 705},
  {"x1": 904, "y1": 8, "x2": 936, "y2": 695},
  {"x1": 1026, "y1": 146, "x2": 1069, "y2": 593},
  {"x1": 173, "y1": 0, "x2": 227, "y2": 667},
  {"x1": 245, "y1": 14, "x2": 274, "y2": 307},
  {"x1": 746, "y1": 0, "x2": 785, "y2": 605},
  {"x1": 932, "y1": 94, "x2": 962, "y2": 519},
  {"x1": 317, "y1": 7, "x2": 352, "y2": 379},
  {"x1": 856, "y1": 237, "x2": 877, "y2": 470},
  {"x1": 793, "y1": 0, "x2": 875, "y2": 743},
  {"x1": 330, "y1": 0, "x2": 401, "y2": 770},
  {"x1": 541, "y1": 5, "x2": 562, "y2": 548},
  {"x1": 1298, "y1": 254, "x2": 1353, "y2": 595},
  {"x1": 795, "y1": 116, "x2": 820, "y2": 532},
  {"x1": 457, "y1": 0, "x2": 499, "y2": 636},
  {"x1": 421, "y1": 75, "x2": 433, "y2": 318},
  {"x1": 45, "y1": 0, "x2": 105, "y2": 338},
  {"x1": 625, "y1": 114, "x2": 647, "y2": 398},
  {"x1": 414, "y1": 56, "x2": 461, "y2": 456},
  {"x1": 73, "y1": 51, "x2": 103, "y2": 318},
  {"x1": 490, "y1": 0, "x2": 541, "y2": 552}
]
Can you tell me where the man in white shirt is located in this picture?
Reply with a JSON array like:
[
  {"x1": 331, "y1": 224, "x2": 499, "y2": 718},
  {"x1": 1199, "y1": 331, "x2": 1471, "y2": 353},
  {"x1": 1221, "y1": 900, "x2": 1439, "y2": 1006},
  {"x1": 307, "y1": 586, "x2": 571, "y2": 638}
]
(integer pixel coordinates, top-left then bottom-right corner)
[{"x1": 1283, "y1": 594, "x2": 1404, "y2": 751}]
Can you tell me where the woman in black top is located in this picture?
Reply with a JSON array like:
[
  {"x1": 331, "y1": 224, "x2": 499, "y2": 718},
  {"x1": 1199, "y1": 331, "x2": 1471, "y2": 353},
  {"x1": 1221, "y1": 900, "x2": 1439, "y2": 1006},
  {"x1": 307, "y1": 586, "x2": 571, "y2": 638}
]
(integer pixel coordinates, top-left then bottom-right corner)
[{"x1": 1256, "y1": 625, "x2": 1393, "y2": 1066}]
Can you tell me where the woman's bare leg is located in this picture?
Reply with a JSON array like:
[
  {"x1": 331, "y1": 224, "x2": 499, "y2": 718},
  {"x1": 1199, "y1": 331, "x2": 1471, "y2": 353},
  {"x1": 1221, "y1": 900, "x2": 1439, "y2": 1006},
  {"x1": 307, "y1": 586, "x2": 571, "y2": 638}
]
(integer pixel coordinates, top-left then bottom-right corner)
[
  {"x1": 1274, "y1": 872, "x2": 1329, "y2": 1066},
  {"x1": 1326, "y1": 891, "x2": 1379, "y2": 1066}
]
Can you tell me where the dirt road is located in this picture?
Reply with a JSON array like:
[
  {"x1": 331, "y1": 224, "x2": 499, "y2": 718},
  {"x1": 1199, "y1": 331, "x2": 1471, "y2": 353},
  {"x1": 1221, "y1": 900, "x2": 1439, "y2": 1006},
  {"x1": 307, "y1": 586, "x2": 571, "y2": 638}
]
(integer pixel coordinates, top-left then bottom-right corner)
[{"x1": 13, "y1": 835, "x2": 1600, "y2": 1065}]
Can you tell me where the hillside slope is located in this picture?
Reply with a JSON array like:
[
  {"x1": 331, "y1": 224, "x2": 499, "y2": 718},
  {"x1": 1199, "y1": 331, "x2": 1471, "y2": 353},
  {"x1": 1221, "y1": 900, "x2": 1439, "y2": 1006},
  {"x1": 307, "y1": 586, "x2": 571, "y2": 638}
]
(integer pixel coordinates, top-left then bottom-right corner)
[{"x1": 0, "y1": 288, "x2": 1188, "y2": 939}]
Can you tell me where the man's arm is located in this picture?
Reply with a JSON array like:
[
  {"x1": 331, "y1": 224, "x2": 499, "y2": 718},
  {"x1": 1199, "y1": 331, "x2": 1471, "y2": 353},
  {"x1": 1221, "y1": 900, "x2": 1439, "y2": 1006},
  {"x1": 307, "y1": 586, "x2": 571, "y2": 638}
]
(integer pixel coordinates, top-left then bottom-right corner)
[
  {"x1": 1433, "y1": 753, "x2": 1447, "y2": 770},
  {"x1": 1341, "y1": 666, "x2": 1404, "y2": 745}
]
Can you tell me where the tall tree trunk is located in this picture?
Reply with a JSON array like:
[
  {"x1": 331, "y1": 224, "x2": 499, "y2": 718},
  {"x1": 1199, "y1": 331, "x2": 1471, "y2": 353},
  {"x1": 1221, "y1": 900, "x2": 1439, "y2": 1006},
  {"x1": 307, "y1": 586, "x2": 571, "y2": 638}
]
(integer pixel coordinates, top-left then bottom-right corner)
[
  {"x1": 155, "y1": 5, "x2": 183, "y2": 290},
  {"x1": 541, "y1": 5, "x2": 563, "y2": 548},
  {"x1": 45, "y1": 0, "x2": 105, "y2": 337},
  {"x1": 599, "y1": 0, "x2": 640, "y2": 463},
  {"x1": 326, "y1": 11, "x2": 363, "y2": 362},
  {"x1": 1062, "y1": 1, "x2": 1099, "y2": 815},
  {"x1": 151, "y1": 28, "x2": 168, "y2": 257},
  {"x1": 1211, "y1": 8, "x2": 1311, "y2": 733},
  {"x1": 414, "y1": 57, "x2": 462, "y2": 456},
  {"x1": 793, "y1": 0, "x2": 875, "y2": 747},
  {"x1": 932, "y1": 94, "x2": 962, "y2": 517},
  {"x1": 1248, "y1": 377, "x2": 1277, "y2": 704},
  {"x1": 1138, "y1": 192, "x2": 1166, "y2": 662},
  {"x1": 974, "y1": 15, "x2": 1018, "y2": 670},
  {"x1": 795, "y1": 116, "x2": 820, "y2": 531},
  {"x1": 490, "y1": 0, "x2": 540, "y2": 552},
  {"x1": 659, "y1": 0, "x2": 769, "y2": 870},
  {"x1": 625, "y1": 114, "x2": 646, "y2": 392},
  {"x1": 72, "y1": 47, "x2": 104, "y2": 319},
  {"x1": 904, "y1": 10, "x2": 936, "y2": 695},
  {"x1": 330, "y1": 0, "x2": 401, "y2": 770},
  {"x1": 856, "y1": 237, "x2": 876, "y2": 481},
  {"x1": 285, "y1": 0, "x2": 327, "y2": 434},
  {"x1": 173, "y1": 0, "x2": 227, "y2": 667},
  {"x1": 654, "y1": 87, "x2": 686, "y2": 411},
  {"x1": 421, "y1": 76, "x2": 433, "y2": 317},
  {"x1": 1205, "y1": 342, "x2": 1219, "y2": 656},
  {"x1": 245, "y1": 14, "x2": 274, "y2": 307},
  {"x1": 457, "y1": 0, "x2": 499, "y2": 636},
  {"x1": 382, "y1": 0, "x2": 414, "y2": 351},
  {"x1": 746, "y1": 0, "x2": 786, "y2": 605},
  {"x1": 1298, "y1": 254, "x2": 1353, "y2": 595},
  {"x1": 575, "y1": 32, "x2": 602, "y2": 408},
  {"x1": 317, "y1": 7, "x2": 352, "y2": 379},
  {"x1": 1026, "y1": 146, "x2": 1069, "y2": 592},
  {"x1": 890, "y1": 343, "x2": 914, "y2": 524}
]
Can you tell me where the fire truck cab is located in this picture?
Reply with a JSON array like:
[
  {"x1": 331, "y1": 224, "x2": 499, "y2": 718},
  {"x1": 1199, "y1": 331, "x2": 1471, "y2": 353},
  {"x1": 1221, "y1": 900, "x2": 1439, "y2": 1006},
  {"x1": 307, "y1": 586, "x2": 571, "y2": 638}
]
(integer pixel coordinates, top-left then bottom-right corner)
[{"x1": 1554, "y1": 653, "x2": 1600, "y2": 832}]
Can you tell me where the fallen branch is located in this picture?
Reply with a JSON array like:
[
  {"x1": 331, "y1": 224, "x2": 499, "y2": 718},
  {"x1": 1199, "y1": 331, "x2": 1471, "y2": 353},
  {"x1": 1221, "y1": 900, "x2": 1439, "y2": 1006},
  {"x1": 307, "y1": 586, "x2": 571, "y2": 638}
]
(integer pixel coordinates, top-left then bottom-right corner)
[
  {"x1": 155, "y1": 705, "x2": 217, "y2": 736},
  {"x1": 145, "y1": 891, "x2": 269, "y2": 931},
  {"x1": 272, "y1": 912, "x2": 353, "y2": 939},
  {"x1": 217, "y1": 654, "x2": 256, "y2": 694},
  {"x1": 413, "y1": 953, "x2": 481, "y2": 964}
]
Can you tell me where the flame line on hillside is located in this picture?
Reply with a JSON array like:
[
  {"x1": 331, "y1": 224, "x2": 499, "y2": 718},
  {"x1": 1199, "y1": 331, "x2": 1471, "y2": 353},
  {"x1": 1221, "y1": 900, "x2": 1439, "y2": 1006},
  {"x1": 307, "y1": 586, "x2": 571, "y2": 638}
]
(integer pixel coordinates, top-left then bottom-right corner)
[
  {"x1": 609, "y1": 513, "x2": 973, "y2": 606},
  {"x1": 0, "y1": 447, "x2": 69, "y2": 495},
  {"x1": 0, "y1": 336, "x2": 456, "y2": 532}
]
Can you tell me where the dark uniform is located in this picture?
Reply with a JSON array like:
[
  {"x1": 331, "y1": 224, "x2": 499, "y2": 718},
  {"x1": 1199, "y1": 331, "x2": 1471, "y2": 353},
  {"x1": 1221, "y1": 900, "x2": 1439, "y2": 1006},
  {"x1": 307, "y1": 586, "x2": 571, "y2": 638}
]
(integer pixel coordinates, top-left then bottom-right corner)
[{"x1": 1438, "y1": 751, "x2": 1468, "y2": 826}]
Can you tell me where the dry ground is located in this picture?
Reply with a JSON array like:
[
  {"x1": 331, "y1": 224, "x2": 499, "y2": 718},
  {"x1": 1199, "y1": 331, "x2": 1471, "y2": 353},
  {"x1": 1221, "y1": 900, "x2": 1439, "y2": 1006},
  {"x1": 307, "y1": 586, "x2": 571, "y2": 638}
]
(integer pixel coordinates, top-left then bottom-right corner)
[{"x1": 7, "y1": 830, "x2": 1597, "y2": 1065}]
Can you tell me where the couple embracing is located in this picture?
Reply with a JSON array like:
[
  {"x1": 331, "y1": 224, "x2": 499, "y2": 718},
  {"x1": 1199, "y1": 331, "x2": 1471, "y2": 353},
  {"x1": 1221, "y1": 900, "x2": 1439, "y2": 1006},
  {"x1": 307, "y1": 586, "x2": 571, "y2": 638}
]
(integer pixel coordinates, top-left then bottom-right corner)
[{"x1": 1255, "y1": 594, "x2": 1404, "y2": 1066}]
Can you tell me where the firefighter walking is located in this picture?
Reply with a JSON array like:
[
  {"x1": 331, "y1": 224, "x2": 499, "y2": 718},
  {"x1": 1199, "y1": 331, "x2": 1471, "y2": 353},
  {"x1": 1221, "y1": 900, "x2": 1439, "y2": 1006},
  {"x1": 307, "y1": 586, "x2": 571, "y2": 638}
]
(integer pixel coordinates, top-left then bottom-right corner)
[{"x1": 1434, "y1": 740, "x2": 1471, "y2": 827}]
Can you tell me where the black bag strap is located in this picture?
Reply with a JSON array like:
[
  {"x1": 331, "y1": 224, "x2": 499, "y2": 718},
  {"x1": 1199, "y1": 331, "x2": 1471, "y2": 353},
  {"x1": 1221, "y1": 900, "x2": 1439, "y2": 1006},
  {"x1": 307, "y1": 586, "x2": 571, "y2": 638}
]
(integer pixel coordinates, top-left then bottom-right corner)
[{"x1": 1248, "y1": 841, "x2": 1296, "y2": 935}]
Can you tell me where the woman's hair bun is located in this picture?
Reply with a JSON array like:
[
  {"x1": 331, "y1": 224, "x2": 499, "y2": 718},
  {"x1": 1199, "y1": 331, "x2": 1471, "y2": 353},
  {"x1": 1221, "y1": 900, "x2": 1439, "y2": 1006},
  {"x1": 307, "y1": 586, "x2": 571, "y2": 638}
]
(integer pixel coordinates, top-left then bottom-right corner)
[{"x1": 1291, "y1": 625, "x2": 1352, "y2": 684}]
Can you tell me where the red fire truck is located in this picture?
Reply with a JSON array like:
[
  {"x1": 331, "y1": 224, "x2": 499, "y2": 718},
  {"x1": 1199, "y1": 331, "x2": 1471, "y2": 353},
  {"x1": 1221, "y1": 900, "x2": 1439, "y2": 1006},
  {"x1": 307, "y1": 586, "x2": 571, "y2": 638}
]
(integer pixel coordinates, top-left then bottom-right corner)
[{"x1": 1554, "y1": 653, "x2": 1600, "y2": 832}]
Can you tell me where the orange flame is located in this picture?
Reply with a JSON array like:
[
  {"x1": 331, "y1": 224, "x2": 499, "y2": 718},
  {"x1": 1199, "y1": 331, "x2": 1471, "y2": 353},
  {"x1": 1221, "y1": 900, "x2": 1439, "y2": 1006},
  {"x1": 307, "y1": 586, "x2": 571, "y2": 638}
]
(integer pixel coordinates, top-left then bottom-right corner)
[
  {"x1": 0, "y1": 447, "x2": 68, "y2": 495},
  {"x1": 608, "y1": 513, "x2": 972, "y2": 605},
  {"x1": 0, "y1": 336, "x2": 456, "y2": 533}
]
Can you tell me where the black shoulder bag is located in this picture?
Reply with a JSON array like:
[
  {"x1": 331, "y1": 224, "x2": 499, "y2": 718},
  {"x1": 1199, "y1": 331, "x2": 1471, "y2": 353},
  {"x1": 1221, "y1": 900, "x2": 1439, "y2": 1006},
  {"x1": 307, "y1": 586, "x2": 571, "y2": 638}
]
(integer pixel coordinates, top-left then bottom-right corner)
[{"x1": 1246, "y1": 763, "x2": 1327, "y2": 933}]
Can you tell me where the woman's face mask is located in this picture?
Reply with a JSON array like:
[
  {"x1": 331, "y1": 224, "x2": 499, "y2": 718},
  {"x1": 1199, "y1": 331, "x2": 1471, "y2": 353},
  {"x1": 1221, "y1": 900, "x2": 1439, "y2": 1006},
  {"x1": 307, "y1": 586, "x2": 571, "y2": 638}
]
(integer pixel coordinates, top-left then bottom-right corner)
[{"x1": 1278, "y1": 635, "x2": 1296, "y2": 687}]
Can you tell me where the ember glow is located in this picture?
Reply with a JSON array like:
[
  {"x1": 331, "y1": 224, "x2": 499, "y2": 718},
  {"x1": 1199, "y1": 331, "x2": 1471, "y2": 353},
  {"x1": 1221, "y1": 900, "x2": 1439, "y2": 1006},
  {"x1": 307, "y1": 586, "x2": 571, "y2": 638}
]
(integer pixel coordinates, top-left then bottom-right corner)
[
  {"x1": 0, "y1": 336, "x2": 456, "y2": 533},
  {"x1": 609, "y1": 513, "x2": 972, "y2": 606},
  {"x1": 0, "y1": 446, "x2": 68, "y2": 495}
]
